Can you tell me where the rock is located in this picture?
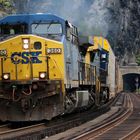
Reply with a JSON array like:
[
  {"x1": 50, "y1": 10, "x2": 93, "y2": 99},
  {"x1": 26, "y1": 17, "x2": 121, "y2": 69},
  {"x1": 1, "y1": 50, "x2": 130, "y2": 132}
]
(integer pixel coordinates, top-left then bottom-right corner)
[{"x1": 107, "y1": 0, "x2": 140, "y2": 66}]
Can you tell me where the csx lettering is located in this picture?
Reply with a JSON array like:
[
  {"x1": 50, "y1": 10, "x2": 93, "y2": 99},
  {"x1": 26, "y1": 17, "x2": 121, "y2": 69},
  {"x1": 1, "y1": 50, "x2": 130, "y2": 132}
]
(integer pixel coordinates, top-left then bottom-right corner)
[{"x1": 11, "y1": 51, "x2": 42, "y2": 64}]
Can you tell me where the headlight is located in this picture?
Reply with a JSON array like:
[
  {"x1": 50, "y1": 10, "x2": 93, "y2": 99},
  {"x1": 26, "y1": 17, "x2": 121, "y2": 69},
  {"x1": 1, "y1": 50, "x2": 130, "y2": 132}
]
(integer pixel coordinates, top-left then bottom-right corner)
[
  {"x1": 39, "y1": 72, "x2": 47, "y2": 79},
  {"x1": 3, "y1": 73, "x2": 10, "y2": 80},
  {"x1": 23, "y1": 39, "x2": 29, "y2": 50},
  {"x1": 23, "y1": 44, "x2": 29, "y2": 49},
  {"x1": 23, "y1": 39, "x2": 29, "y2": 44},
  {"x1": 101, "y1": 54, "x2": 107, "y2": 59}
]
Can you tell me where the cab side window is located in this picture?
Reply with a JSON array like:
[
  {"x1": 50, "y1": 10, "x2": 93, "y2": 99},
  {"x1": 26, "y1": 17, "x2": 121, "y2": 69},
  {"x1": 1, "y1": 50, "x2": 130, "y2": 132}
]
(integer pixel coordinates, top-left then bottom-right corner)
[{"x1": 66, "y1": 21, "x2": 79, "y2": 45}]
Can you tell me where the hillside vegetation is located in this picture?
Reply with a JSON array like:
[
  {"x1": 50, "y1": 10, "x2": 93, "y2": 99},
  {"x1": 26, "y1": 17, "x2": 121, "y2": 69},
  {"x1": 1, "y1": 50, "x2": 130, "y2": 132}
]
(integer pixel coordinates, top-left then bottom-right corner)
[{"x1": 0, "y1": 0, "x2": 14, "y2": 17}]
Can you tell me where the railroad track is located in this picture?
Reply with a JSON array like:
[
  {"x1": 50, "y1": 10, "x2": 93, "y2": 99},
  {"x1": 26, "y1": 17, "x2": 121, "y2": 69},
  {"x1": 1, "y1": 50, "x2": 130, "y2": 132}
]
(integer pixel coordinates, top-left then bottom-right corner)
[
  {"x1": 0, "y1": 92, "x2": 124, "y2": 140},
  {"x1": 120, "y1": 125, "x2": 140, "y2": 140},
  {"x1": 119, "y1": 93, "x2": 140, "y2": 140},
  {"x1": 0, "y1": 123, "x2": 47, "y2": 139},
  {"x1": 64, "y1": 93, "x2": 132, "y2": 140},
  {"x1": 0, "y1": 124, "x2": 11, "y2": 132},
  {"x1": 64, "y1": 92, "x2": 140, "y2": 140}
]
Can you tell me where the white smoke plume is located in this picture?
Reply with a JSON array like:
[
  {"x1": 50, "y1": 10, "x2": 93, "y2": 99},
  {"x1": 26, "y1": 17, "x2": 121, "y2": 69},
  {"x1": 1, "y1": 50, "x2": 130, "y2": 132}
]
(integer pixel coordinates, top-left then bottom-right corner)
[
  {"x1": 85, "y1": 0, "x2": 110, "y2": 36},
  {"x1": 15, "y1": 0, "x2": 112, "y2": 37}
]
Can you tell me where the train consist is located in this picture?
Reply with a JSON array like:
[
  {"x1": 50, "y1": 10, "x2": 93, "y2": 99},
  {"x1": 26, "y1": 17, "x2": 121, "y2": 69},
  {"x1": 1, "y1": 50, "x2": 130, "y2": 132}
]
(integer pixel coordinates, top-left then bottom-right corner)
[{"x1": 0, "y1": 13, "x2": 117, "y2": 121}]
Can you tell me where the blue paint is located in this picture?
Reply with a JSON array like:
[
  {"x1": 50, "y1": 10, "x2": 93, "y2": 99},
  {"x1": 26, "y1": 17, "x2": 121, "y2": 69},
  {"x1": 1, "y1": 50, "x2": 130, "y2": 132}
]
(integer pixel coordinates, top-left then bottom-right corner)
[{"x1": 11, "y1": 51, "x2": 42, "y2": 64}]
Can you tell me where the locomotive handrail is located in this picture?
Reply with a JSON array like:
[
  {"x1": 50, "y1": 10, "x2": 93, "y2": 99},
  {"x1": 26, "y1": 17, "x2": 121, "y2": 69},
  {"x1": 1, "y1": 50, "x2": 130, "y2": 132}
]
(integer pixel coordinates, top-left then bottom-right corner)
[
  {"x1": 78, "y1": 60, "x2": 107, "y2": 72},
  {"x1": 78, "y1": 60, "x2": 95, "y2": 85},
  {"x1": 0, "y1": 58, "x2": 4, "y2": 79}
]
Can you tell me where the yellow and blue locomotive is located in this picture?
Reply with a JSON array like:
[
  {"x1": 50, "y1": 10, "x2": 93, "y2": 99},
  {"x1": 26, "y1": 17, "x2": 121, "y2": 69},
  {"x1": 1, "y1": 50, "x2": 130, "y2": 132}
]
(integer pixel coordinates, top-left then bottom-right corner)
[{"x1": 0, "y1": 13, "x2": 109, "y2": 121}]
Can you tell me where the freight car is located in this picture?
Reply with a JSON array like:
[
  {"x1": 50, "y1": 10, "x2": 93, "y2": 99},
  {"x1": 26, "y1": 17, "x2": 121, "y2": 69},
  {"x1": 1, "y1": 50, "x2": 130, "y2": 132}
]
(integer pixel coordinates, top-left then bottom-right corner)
[{"x1": 0, "y1": 13, "x2": 111, "y2": 121}]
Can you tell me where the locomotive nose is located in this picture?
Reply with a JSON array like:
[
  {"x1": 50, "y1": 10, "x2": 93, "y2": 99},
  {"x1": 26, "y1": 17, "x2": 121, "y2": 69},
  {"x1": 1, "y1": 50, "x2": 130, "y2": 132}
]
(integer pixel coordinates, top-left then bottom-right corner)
[{"x1": 0, "y1": 35, "x2": 48, "y2": 82}]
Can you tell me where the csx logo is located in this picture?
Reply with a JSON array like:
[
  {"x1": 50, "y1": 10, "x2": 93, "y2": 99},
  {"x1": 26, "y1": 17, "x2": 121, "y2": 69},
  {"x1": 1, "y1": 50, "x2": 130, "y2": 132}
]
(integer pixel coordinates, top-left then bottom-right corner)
[{"x1": 11, "y1": 51, "x2": 42, "y2": 64}]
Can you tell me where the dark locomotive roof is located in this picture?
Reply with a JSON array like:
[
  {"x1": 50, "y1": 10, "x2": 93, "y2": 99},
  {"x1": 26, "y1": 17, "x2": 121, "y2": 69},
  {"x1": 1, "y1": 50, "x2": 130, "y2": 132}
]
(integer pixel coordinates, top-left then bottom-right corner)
[
  {"x1": 79, "y1": 36, "x2": 94, "y2": 56},
  {"x1": 0, "y1": 13, "x2": 66, "y2": 25}
]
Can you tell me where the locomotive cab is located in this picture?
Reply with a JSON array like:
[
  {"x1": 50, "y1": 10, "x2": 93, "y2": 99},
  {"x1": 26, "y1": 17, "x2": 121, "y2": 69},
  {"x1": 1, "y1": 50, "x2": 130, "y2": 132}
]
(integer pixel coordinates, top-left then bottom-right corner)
[
  {"x1": 0, "y1": 14, "x2": 68, "y2": 121},
  {"x1": 92, "y1": 36, "x2": 110, "y2": 102}
]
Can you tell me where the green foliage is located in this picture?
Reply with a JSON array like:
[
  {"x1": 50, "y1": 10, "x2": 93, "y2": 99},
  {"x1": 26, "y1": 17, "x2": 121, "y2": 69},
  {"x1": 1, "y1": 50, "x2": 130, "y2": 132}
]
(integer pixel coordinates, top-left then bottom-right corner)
[
  {"x1": 0, "y1": 0, "x2": 15, "y2": 14},
  {"x1": 136, "y1": 55, "x2": 140, "y2": 66}
]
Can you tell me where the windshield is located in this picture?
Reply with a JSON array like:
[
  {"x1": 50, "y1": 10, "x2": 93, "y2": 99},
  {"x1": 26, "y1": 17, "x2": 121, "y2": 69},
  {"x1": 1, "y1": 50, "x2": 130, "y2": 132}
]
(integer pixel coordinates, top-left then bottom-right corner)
[
  {"x1": 0, "y1": 23, "x2": 28, "y2": 41},
  {"x1": 31, "y1": 23, "x2": 63, "y2": 41},
  {"x1": 0, "y1": 24, "x2": 28, "y2": 35},
  {"x1": 31, "y1": 23, "x2": 62, "y2": 35}
]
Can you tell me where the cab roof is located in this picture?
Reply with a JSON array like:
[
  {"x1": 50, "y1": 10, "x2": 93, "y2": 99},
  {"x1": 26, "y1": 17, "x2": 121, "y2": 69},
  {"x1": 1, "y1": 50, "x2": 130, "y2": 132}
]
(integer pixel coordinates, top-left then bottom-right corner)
[{"x1": 0, "y1": 13, "x2": 66, "y2": 25}]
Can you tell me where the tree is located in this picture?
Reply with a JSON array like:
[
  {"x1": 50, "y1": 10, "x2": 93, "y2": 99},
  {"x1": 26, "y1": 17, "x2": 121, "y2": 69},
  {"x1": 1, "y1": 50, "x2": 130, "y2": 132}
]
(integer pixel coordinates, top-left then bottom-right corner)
[{"x1": 0, "y1": 0, "x2": 15, "y2": 16}]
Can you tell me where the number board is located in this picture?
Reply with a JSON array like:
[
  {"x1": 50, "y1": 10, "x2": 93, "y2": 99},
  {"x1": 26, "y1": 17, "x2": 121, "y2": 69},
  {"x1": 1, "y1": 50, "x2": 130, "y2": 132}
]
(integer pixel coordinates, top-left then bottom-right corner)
[{"x1": 47, "y1": 48, "x2": 62, "y2": 54}]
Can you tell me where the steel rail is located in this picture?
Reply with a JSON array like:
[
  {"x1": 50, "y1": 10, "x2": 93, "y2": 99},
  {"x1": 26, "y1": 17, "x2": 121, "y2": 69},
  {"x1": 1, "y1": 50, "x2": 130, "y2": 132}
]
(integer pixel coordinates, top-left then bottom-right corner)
[
  {"x1": 72, "y1": 94, "x2": 133, "y2": 140},
  {"x1": 0, "y1": 123, "x2": 46, "y2": 139},
  {"x1": 120, "y1": 125, "x2": 140, "y2": 140},
  {"x1": 0, "y1": 124, "x2": 11, "y2": 132},
  {"x1": 0, "y1": 92, "x2": 124, "y2": 139},
  {"x1": 119, "y1": 93, "x2": 140, "y2": 140}
]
